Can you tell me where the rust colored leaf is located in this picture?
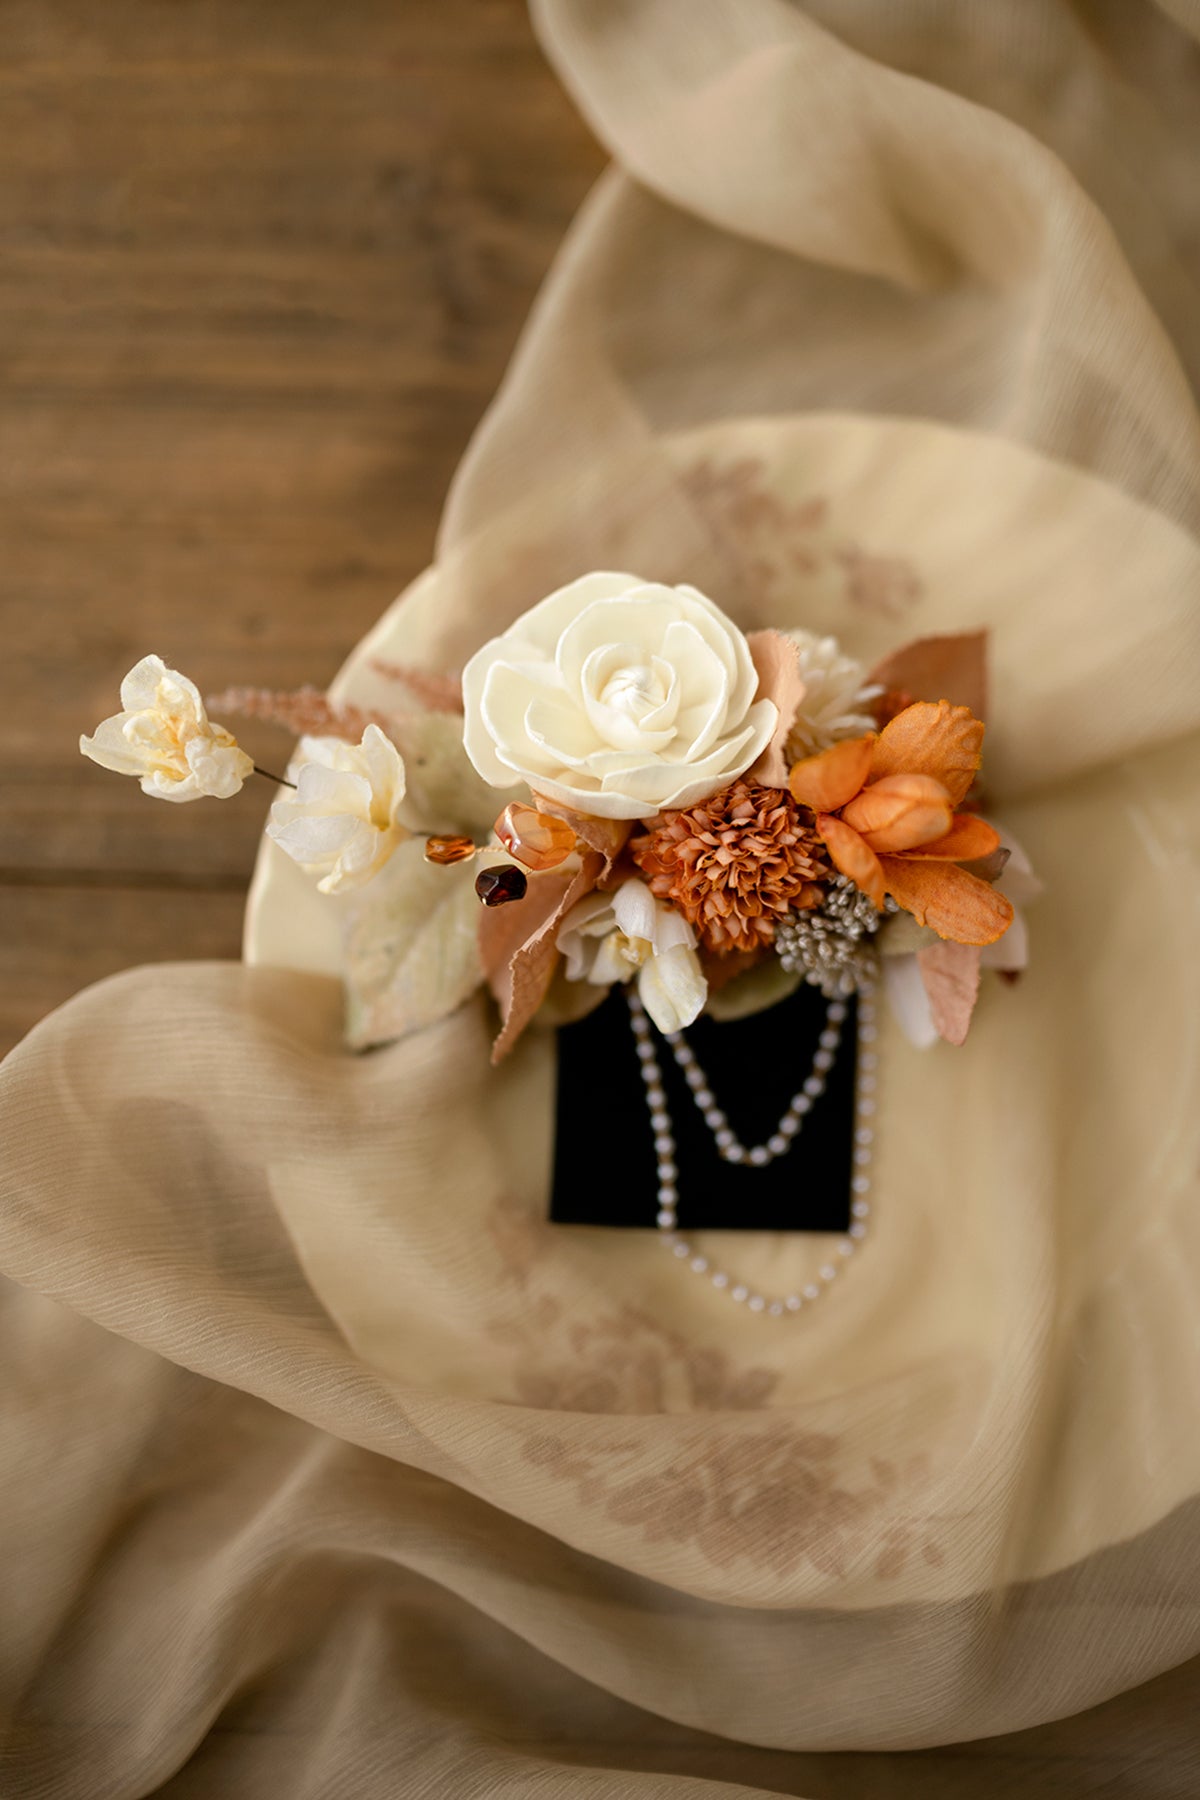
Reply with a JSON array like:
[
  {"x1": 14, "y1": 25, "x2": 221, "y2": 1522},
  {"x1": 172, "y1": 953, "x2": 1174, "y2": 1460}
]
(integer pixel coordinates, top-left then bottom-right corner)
[
  {"x1": 917, "y1": 940, "x2": 982, "y2": 1045},
  {"x1": 870, "y1": 701, "x2": 984, "y2": 807},
  {"x1": 867, "y1": 631, "x2": 988, "y2": 719},
  {"x1": 816, "y1": 814, "x2": 885, "y2": 909},
  {"x1": 370, "y1": 660, "x2": 464, "y2": 714},
  {"x1": 788, "y1": 734, "x2": 875, "y2": 814},
  {"x1": 841, "y1": 773, "x2": 953, "y2": 853},
  {"x1": 746, "y1": 629, "x2": 807, "y2": 786},
  {"x1": 901, "y1": 815, "x2": 1002, "y2": 862},
  {"x1": 880, "y1": 856, "x2": 1014, "y2": 946}
]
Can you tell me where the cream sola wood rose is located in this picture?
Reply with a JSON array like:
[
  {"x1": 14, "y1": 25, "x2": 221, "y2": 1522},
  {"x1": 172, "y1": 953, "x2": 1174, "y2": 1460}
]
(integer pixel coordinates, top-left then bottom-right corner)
[
  {"x1": 557, "y1": 876, "x2": 707, "y2": 1034},
  {"x1": 266, "y1": 725, "x2": 409, "y2": 895},
  {"x1": 461, "y1": 573, "x2": 778, "y2": 820},
  {"x1": 80, "y1": 655, "x2": 253, "y2": 800}
]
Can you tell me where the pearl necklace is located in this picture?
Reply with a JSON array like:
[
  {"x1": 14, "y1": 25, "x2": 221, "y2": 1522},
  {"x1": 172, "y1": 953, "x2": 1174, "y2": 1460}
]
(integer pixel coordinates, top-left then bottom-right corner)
[{"x1": 627, "y1": 982, "x2": 877, "y2": 1316}]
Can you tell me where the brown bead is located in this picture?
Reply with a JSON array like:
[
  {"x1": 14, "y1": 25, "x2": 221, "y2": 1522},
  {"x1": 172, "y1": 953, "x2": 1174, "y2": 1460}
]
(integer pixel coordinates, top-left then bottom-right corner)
[
  {"x1": 424, "y1": 834, "x2": 477, "y2": 866},
  {"x1": 495, "y1": 802, "x2": 576, "y2": 871},
  {"x1": 475, "y1": 863, "x2": 529, "y2": 906}
]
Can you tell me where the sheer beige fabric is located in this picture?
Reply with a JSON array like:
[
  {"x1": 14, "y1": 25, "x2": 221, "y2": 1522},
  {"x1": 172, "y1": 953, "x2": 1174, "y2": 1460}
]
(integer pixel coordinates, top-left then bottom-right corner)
[{"x1": 3, "y1": 2, "x2": 1200, "y2": 1792}]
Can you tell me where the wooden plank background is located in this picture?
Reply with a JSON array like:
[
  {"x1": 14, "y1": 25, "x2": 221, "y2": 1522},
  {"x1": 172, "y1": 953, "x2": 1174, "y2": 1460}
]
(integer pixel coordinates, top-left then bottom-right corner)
[{"x1": 0, "y1": 0, "x2": 604, "y2": 1058}]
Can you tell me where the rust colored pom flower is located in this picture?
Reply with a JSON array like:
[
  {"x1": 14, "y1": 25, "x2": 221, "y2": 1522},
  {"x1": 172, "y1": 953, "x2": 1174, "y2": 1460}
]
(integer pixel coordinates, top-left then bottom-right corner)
[{"x1": 631, "y1": 779, "x2": 829, "y2": 954}]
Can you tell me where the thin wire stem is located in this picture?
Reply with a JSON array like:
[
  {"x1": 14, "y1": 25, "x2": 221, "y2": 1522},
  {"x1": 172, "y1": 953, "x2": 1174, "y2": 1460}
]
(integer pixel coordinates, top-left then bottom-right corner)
[{"x1": 253, "y1": 764, "x2": 297, "y2": 790}]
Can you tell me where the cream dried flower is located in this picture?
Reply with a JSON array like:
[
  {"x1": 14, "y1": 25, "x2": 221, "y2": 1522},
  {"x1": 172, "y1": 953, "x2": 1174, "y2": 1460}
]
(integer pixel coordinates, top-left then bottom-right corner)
[
  {"x1": 557, "y1": 876, "x2": 707, "y2": 1034},
  {"x1": 462, "y1": 572, "x2": 776, "y2": 820},
  {"x1": 266, "y1": 724, "x2": 408, "y2": 894},
  {"x1": 80, "y1": 655, "x2": 253, "y2": 802},
  {"x1": 783, "y1": 629, "x2": 880, "y2": 761}
]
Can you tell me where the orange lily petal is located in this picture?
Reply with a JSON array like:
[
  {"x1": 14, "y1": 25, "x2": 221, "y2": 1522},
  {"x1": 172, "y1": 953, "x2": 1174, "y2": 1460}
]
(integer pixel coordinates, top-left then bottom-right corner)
[
  {"x1": 899, "y1": 814, "x2": 1002, "y2": 862},
  {"x1": 880, "y1": 856, "x2": 1014, "y2": 946},
  {"x1": 870, "y1": 701, "x2": 984, "y2": 806},
  {"x1": 841, "y1": 773, "x2": 953, "y2": 853},
  {"x1": 788, "y1": 733, "x2": 875, "y2": 813},
  {"x1": 817, "y1": 814, "x2": 886, "y2": 909}
]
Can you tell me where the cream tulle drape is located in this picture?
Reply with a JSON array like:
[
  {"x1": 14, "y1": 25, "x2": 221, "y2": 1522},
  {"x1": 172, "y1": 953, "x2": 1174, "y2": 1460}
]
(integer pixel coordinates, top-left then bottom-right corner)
[{"x1": 4, "y1": 2, "x2": 1200, "y2": 1793}]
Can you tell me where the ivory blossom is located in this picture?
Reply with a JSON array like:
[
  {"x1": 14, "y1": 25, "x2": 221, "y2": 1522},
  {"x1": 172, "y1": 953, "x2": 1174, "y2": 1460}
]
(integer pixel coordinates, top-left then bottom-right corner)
[
  {"x1": 461, "y1": 572, "x2": 776, "y2": 820},
  {"x1": 266, "y1": 725, "x2": 408, "y2": 894},
  {"x1": 80, "y1": 655, "x2": 253, "y2": 801},
  {"x1": 557, "y1": 876, "x2": 707, "y2": 1034}
]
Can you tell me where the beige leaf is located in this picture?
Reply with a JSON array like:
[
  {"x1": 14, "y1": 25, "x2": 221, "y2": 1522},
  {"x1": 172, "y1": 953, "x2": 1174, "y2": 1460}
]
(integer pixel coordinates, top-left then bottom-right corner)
[
  {"x1": 389, "y1": 710, "x2": 521, "y2": 838},
  {"x1": 867, "y1": 631, "x2": 988, "y2": 719},
  {"x1": 343, "y1": 840, "x2": 485, "y2": 1050},
  {"x1": 917, "y1": 940, "x2": 983, "y2": 1045},
  {"x1": 746, "y1": 629, "x2": 807, "y2": 786}
]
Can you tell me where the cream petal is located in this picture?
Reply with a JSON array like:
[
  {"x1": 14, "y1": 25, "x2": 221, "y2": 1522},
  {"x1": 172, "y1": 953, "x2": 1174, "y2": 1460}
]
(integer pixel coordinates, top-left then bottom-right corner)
[
  {"x1": 883, "y1": 953, "x2": 940, "y2": 1049},
  {"x1": 638, "y1": 942, "x2": 707, "y2": 1034},
  {"x1": 610, "y1": 877, "x2": 659, "y2": 945}
]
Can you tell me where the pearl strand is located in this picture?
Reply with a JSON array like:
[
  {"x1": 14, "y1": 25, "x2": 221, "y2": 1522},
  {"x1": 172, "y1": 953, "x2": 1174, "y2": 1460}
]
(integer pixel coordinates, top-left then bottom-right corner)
[
  {"x1": 661, "y1": 996, "x2": 845, "y2": 1166},
  {"x1": 628, "y1": 983, "x2": 878, "y2": 1317}
]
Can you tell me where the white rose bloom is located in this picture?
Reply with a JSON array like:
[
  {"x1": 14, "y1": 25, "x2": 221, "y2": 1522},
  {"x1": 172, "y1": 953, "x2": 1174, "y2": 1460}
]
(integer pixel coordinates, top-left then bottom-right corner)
[
  {"x1": 80, "y1": 654, "x2": 253, "y2": 802},
  {"x1": 461, "y1": 572, "x2": 776, "y2": 821},
  {"x1": 266, "y1": 724, "x2": 408, "y2": 894},
  {"x1": 557, "y1": 876, "x2": 707, "y2": 1034},
  {"x1": 782, "y1": 629, "x2": 880, "y2": 761}
]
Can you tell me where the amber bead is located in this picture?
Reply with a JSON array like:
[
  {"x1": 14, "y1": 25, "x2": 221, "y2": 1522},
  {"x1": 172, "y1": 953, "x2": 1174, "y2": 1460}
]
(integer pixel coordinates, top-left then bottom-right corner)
[
  {"x1": 475, "y1": 863, "x2": 529, "y2": 906},
  {"x1": 424, "y1": 834, "x2": 477, "y2": 866},
  {"x1": 495, "y1": 802, "x2": 576, "y2": 871}
]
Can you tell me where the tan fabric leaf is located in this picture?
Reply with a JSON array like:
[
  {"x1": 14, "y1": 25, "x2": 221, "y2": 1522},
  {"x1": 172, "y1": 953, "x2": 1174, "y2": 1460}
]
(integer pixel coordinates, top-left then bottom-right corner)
[
  {"x1": 343, "y1": 843, "x2": 483, "y2": 1050},
  {"x1": 816, "y1": 813, "x2": 886, "y2": 908},
  {"x1": 788, "y1": 734, "x2": 875, "y2": 813},
  {"x1": 917, "y1": 940, "x2": 983, "y2": 1045},
  {"x1": 746, "y1": 628, "x2": 807, "y2": 785},
  {"x1": 370, "y1": 659, "x2": 465, "y2": 714},
  {"x1": 870, "y1": 701, "x2": 984, "y2": 807},
  {"x1": 868, "y1": 632, "x2": 989, "y2": 719},
  {"x1": 841, "y1": 773, "x2": 954, "y2": 852},
  {"x1": 481, "y1": 852, "x2": 604, "y2": 1063},
  {"x1": 880, "y1": 855, "x2": 1015, "y2": 945}
]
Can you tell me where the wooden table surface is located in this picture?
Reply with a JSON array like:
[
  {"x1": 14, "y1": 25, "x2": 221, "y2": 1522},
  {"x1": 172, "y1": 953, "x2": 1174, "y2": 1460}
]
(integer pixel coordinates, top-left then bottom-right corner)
[{"x1": 0, "y1": 0, "x2": 603, "y2": 1058}]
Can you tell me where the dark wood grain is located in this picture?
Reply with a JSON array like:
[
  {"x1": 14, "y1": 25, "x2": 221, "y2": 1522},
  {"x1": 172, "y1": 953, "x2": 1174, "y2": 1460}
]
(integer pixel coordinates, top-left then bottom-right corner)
[{"x1": 0, "y1": 0, "x2": 605, "y2": 1056}]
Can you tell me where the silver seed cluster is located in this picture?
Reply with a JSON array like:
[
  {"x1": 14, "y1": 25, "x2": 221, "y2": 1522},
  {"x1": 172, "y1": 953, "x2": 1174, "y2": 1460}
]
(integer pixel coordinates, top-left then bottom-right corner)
[{"x1": 775, "y1": 876, "x2": 894, "y2": 998}]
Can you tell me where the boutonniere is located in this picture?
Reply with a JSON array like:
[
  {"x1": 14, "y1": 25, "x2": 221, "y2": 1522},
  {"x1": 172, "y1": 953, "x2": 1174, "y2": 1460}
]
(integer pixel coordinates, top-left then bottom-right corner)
[{"x1": 82, "y1": 572, "x2": 1035, "y2": 1058}]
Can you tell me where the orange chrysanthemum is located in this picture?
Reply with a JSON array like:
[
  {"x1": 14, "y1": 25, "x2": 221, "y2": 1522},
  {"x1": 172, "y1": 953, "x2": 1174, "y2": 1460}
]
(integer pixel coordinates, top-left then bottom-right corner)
[
  {"x1": 787, "y1": 701, "x2": 1013, "y2": 947},
  {"x1": 631, "y1": 779, "x2": 829, "y2": 955}
]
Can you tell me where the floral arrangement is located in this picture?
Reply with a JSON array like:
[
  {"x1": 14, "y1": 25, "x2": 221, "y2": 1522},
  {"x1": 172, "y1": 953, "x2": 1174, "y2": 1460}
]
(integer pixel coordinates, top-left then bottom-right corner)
[{"x1": 81, "y1": 573, "x2": 1036, "y2": 1056}]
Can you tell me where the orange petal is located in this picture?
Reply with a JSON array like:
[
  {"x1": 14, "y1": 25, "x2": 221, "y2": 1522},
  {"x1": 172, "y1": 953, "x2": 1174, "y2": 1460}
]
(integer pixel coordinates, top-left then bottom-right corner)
[
  {"x1": 899, "y1": 814, "x2": 1001, "y2": 862},
  {"x1": 870, "y1": 701, "x2": 984, "y2": 806},
  {"x1": 789, "y1": 734, "x2": 875, "y2": 813},
  {"x1": 880, "y1": 856, "x2": 1014, "y2": 946},
  {"x1": 841, "y1": 773, "x2": 953, "y2": 853},
  {"x1": 817, "y1": 814, "x2": 886, "y2": 909}
]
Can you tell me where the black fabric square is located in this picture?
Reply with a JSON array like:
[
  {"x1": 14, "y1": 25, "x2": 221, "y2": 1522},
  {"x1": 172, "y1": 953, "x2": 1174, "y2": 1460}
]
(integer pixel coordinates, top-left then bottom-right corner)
[{"x1": 550, "y1": 981, "x2": 855, "y2": 1231}]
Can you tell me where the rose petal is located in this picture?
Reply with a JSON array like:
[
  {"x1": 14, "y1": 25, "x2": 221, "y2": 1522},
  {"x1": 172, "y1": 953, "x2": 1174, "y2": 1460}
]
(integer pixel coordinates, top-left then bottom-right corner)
[
  {"x1": 898, "y1": 814, "x2": 1002, "y2": 862},
  {"x1": 867, "y1": 632, "x2": 988, "y2": 720},
  {"x1": 746, "y1": 629, "x2": 807, "y2": 786},
  {"x1": 841, "y1": 773, "x2": 953, "y2": 852},
  {"x1": 917, "y1": 940, "x2": 982, "y2": 1045},
  {"x1": 816, "y1": 814, "x2": 886, "y2": 909},
  {"x1": 788, "y1": 734, "x2": 875, "y2": 813},
  {"x1": 870, "y1": 701, "x2": 984, "y2": 807},
  {"x1": 879, "y1": 856, "x2": 1014, "y2": 946}
]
